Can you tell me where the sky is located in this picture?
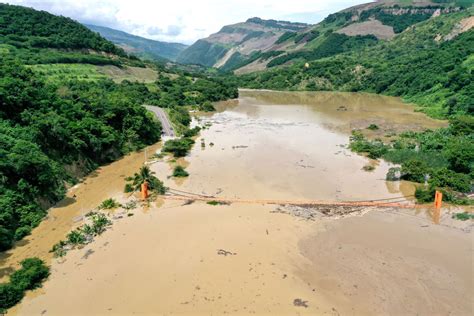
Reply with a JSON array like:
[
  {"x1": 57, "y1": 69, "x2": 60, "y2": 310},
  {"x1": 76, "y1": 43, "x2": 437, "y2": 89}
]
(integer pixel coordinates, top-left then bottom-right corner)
[{"x1": 2, "y1": 0, "x2": 370, "y2": 44}]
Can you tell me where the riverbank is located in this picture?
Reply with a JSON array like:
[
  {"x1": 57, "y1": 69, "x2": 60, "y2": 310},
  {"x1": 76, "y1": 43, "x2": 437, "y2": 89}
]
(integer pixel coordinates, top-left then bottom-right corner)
[{"x1": 0, "y1": 143, "x2": 162, "y2": 282}]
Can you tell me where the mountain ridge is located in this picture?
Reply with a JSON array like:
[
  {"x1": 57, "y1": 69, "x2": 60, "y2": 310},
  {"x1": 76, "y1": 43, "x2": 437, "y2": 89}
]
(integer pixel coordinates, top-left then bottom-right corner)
[
  {"x1": 85, "y1": 24, "x2": 188, "y2": 62},
  {"x1": 176, "y1": 17, "x2": 309, "y2": 68},
  {"x1": 177, "y1": 0, "x2": 471, "y2": 72}
]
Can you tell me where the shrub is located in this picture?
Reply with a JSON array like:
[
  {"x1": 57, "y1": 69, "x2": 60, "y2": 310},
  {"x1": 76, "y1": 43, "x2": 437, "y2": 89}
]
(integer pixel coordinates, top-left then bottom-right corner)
[
  {"x1": 0, "y1": 284, "x2": 23, "y2": 311},
  {"x1": 414, "y1": 186, "x2": 435, "y2": 203},
  {"x1": 81, "y1": 224, "x2": 94, "y2": 236},
  {"x1": 430, "y1": 168, "x2": 471, "y2": 193},
  {"x1": 349, "y1": 131, "x2": 387, "y2": 159},
  {"x1": 0, "y1": 258, "x2": 49, "y2": 311},
  {"x1": 367, "y1": 124, "x2": 379, "y2": 130},
  {"x1": 162, "y1": 137, "x2": 195, "y2": 157},
  {"x1": 183, "y1": 126, "x2": 201, "y2": 138},
  {"x1": 452, "y1": 212, "x2": 474, "y2": 221},
  {"x1": 362, "y1": 165, "x2": 375, "y2": 171},
  {"x1": 199, "y1": 101, "x2": 216, "y2": 112},
  {"x1": 50, "y1": 240, "x2": 67, "y2": 257},
  {"x1": 401, "y1": 159, "x2": 430, "y2": 183},
  {"x1": 90, "y1": 213, "x2": 111, "y2": 235},
  {"x1": 66, "y1": 230, "x2": 86, "y2": 245},
  {"x1": 9, "y1": 258, "x2": 50, "y2": 291},
  {"x1": 206, "y1": 200, "x2": 229, "y2": 206},
  {"x1": 172, "y1": 165, "x2": 189, "y2": 177},
  {"x1": 386, "y1": 167, "x2": 401, "y2": 181},
  {"x1": 124, "y1": 183, "x2": 134, "y2": 193},
  {"x1": 98, "y1": 198, "x2": 120, "y2": 209}
]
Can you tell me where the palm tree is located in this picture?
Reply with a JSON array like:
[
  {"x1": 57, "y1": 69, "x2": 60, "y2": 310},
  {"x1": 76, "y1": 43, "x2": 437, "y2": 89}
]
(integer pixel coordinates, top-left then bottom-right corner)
[{"x1": 126, "y1": 165, "x2": 166, "y2": 194}]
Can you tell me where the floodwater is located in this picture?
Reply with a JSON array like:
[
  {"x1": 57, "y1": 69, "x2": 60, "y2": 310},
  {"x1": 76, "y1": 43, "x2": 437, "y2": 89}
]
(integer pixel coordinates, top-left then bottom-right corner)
[
  {"x1": 7, "y1": 90, "x2": 472, "y2": 315},
  {"x1": 0, "y1": 143, "x2": 161, "y2": 280},
  {"x1": 157, "y1": 89, "x2": 446, "y2": 202}
]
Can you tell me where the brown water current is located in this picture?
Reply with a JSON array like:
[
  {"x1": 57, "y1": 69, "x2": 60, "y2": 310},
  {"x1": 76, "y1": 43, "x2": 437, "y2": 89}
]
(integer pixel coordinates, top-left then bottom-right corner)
[
  {"x1": 5, "y1": 90, "x2": 472, "y2": 315},
  {"x1": 157, "y1": 89, "x2": 446, "y2": 202}
]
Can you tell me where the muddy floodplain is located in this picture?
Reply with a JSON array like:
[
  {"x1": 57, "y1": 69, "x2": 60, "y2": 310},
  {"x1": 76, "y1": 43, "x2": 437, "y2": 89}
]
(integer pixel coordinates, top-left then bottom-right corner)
[{"x1": 6, "y1": 90, "x2": 472, "y2": 315}]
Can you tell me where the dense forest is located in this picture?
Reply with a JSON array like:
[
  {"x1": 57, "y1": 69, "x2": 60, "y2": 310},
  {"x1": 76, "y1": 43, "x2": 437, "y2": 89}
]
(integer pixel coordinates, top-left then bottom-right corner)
[
  {"x1": 0, "y1": 3, "x2": 124, "y2": 54},
  {"x1": 0, "y1": 4, "x2": 238, "y2": 251},
  {"x1": 0, "y1": 59, "x2": 162, "y2": 250},
  {"x1": 0, "y1": 4, "x2": 144, "y2": 67}
]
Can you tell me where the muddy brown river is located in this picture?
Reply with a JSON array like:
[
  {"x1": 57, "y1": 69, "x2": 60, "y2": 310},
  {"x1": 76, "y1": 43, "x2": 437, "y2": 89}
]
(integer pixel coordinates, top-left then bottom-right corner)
[{"x1": 4, "y1": 90, "x2": 472, "y2": 315}]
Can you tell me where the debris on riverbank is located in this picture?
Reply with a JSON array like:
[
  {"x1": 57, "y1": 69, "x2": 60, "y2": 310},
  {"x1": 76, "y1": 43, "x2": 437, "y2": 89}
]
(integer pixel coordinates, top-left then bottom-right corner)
[{"x1": 272, "y1": 204, "x2": 377, "y2": 221}]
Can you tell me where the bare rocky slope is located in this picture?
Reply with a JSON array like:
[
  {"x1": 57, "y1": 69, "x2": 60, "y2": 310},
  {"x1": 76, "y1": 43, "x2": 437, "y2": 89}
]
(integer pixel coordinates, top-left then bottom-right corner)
[{"x1": 176, "y1": 17, "x2": 308, "y2": 68}]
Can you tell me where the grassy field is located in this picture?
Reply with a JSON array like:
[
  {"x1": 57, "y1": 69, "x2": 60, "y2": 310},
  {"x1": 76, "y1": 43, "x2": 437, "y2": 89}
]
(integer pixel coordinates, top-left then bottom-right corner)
[
  {"x1": 96, "y1": 65, "x2": 158, "y2": 83},
  {"x1": 27, "y1": 64, "x2": 107, "y2": 83},
  {"x1": 27, "y1": 64, "x2": 159, "y2": 84}
]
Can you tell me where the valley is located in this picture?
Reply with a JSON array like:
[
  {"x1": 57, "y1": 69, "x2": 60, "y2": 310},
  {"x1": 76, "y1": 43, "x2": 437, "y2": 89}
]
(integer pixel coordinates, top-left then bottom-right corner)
[
  {"x1": 0, "y1": 0, "x2": 473, "y2": 315},
  {"x1": 7, "y1": 90, "x2": 473, "y2": 315}
]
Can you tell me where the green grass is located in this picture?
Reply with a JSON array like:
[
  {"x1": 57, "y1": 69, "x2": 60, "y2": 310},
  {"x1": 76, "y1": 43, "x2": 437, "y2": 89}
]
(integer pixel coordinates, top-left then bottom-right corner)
[
  {"x1": 452, "y1": 212, "x2": 474, "y2": 221},
  {"x1": 98, "y1": 198, "x2": 120, "y2": 210},
  {"x1": 27, "y1": 64, "x2": 158, "y2": 84},
  {"x1": 28, "y1": 64, "x2": 106, "y2": 83}
]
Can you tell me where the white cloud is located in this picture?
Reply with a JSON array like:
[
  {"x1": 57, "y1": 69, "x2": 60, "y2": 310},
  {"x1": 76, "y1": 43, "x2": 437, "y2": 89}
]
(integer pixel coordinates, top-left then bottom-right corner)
[{"x1": 2, "y1": 0, "x2": 369, "y2": 44}]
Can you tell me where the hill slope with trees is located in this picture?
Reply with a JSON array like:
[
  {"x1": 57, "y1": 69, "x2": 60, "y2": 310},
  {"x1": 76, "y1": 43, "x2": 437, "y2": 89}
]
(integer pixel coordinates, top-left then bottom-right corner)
[{"x1": 85, "y1": 24, "x2": 188, "y2": 62}]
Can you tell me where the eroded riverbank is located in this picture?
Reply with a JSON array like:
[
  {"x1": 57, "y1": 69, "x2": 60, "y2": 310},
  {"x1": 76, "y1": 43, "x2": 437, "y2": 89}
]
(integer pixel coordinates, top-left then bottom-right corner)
[
  {"x1": 0, "y1": 143, "x2": 162, "y2": 281},
  {"x1": 6, "y1": 90, "x2": 472, "y2": 315}
]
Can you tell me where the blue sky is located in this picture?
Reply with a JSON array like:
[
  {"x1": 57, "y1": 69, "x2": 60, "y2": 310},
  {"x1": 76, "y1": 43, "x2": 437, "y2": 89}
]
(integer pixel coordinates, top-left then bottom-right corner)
[{"x1": 2, "y1": 0, "x2": 369, "y2": 44}]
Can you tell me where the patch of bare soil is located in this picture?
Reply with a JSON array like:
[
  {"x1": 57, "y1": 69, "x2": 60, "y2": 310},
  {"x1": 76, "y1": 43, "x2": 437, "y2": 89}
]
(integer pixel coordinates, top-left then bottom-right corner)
[
  {"x1": 96, "y1": 65, "x2": 158, "y2": 83},
  {"x1": 444, "y1": 16, "x2": 474, "y2": 41},
  {"x1": 336, "y1": 19, "x2": 396, "y2": 40},
  {"x1": 234, "y1": 58, "x2": 270, "y2": 74}
]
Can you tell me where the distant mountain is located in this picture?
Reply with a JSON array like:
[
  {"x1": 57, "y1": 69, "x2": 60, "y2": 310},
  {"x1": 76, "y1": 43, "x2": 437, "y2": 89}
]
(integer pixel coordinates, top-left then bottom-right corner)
[
  {"x1": 176, "y1": 17, "x2": 309, "y2": 69},
  {"x1": 85, "y1": 24, "x2": 188, "y2": 61},
  {"x1": 177, "y1": 0, "x2": 471, "y2": 73}
]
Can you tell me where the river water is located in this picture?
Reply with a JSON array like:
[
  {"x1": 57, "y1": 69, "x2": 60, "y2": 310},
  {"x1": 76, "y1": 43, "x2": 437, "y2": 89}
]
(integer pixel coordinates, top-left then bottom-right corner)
[
  {"x1": 157, "y1": 89, "x2": 445, "y2": 202},
  {"x1": 7, "y1": 90, "x2": 472, "y2": 316}
]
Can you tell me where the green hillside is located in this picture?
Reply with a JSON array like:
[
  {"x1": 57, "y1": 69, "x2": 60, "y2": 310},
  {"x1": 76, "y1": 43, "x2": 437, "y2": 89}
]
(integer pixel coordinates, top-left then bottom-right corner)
[
  {"x1": 0, "y1": 3, "x2": 124, "y2": 55},
  {"x1": 222, "y1": 0, "x2": 470, "y2": 73},
  {"x1": 85, "y1": 24, "x2": 188, "y2": 62}
]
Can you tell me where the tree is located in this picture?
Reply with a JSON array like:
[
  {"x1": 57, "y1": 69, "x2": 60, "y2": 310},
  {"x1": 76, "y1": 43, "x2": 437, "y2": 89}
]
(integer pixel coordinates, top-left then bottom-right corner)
[{"x1": 125, "y1": 166, "x2": 166, "y2": 194}]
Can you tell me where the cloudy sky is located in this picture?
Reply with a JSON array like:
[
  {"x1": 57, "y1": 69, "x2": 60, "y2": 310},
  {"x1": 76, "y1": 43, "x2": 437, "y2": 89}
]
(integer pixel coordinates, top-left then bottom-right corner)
[{"x1": 3, "y1": 0, "x2": 369, "y2": 44}]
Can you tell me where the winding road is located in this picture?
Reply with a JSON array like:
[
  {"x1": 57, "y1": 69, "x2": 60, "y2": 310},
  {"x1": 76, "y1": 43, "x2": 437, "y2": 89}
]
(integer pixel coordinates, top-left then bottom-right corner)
[{"x1": 144, "y1": 105, "x2": 175, "y2": 137}]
